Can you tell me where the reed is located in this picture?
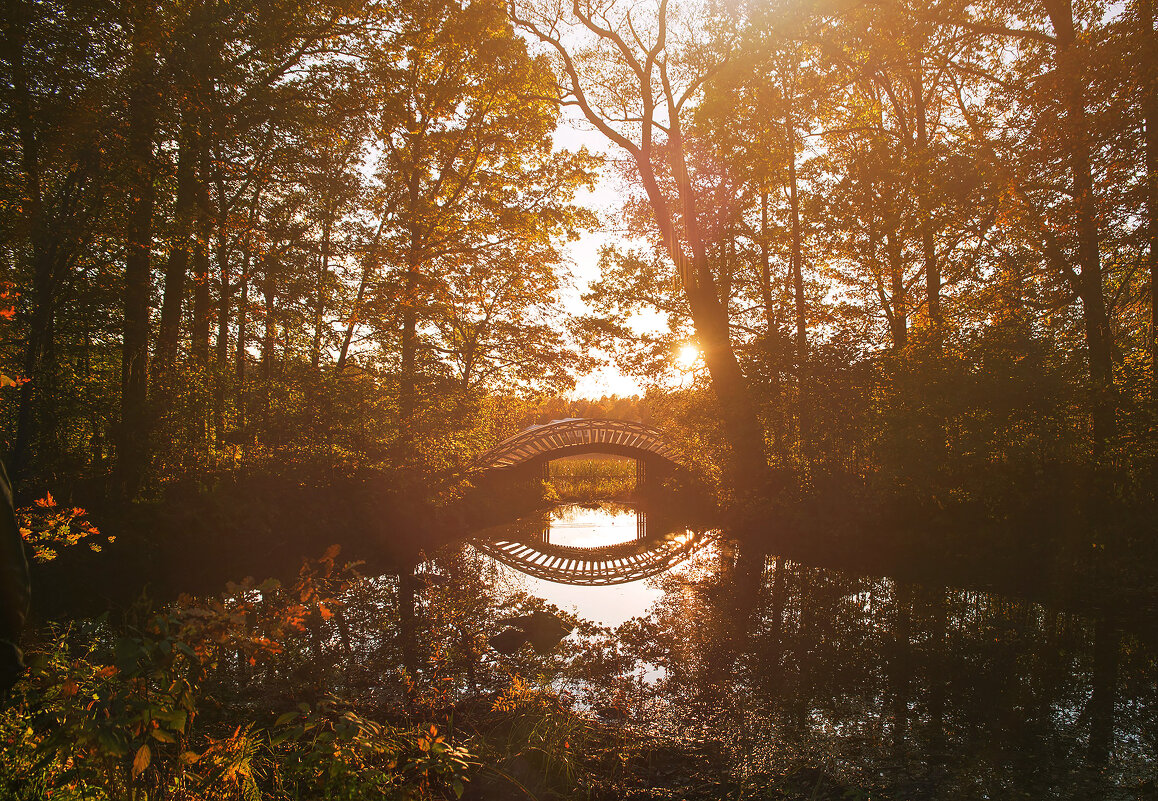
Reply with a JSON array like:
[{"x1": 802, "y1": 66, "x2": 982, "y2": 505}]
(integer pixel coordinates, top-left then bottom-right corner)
[{"x1": 548, "y1": 457, "x2": 635, "y2": 501}]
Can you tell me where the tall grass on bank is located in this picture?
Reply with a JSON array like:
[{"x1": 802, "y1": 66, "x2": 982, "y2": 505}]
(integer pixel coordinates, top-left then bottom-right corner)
[{"x1": 548, "y1": 457, "x2": 635, "y2": 501}]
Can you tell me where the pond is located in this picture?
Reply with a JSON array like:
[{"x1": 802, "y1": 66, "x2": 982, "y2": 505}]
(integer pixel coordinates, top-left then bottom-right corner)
[{"x1": 404, "y1": 497, "x2": 1158, "y2": 798}]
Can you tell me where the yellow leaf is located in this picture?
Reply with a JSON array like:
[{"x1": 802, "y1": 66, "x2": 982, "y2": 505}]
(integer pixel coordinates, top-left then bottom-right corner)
[{"x1": 132, "y1": 744, "x2": 151, "y2": 778}]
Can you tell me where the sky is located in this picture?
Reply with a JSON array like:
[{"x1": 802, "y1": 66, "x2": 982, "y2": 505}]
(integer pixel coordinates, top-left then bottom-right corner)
[{"x1": 552, "y1": 110, "x2": 662, "y2": 399}]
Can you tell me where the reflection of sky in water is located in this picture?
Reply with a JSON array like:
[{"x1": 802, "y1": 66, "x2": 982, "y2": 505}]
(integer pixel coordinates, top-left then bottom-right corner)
[
  {"x1": 545, "y1": 504, "x2": 638, "y2": 548},
  {"x1": 491, "y1": 560, "x2": 665, "y2": 629},
  {"x1": 474, "y1": 505, "x2": 712, "y2": 629}
]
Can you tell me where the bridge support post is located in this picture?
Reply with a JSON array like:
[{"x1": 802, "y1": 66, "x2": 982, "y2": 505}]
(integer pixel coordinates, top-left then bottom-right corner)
[
  {"x1": 542, "y1": 460, "x2": 550, "y2": 481},
  {"x1": 635, "y1": 458, "x2": 646, "y2": 488}
]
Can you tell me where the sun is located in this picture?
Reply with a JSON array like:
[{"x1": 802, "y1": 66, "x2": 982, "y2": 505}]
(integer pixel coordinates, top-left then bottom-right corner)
[{"x1": 675, "y1": 343, "x2": 700, "y2": 371}]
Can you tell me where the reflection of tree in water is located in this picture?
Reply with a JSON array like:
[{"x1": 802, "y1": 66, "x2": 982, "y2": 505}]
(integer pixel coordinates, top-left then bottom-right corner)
[
  {"x1": 592, "y1": 551, "x2": 1157, "y2": 797},
  {"x1": 270, "y1": 541, "x2": 1155, "y2": 796}
]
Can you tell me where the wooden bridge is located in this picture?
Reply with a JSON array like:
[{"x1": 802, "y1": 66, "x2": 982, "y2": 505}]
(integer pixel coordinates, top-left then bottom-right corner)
[
  {"x1": 473, "y1": 528, "x2": 712, "y2": 586},
  {"x1": 473, "y1": 418, "x2": 682, "y2": 475}
]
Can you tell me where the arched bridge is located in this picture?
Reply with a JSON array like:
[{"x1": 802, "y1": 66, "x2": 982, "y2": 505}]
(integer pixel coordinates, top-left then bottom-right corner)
[
  {"x1": 473, "y1": 530, "x2": 713, "y2": 586},
  {"x1": 474, "y1": 418, "x2": 682, "y2": 472}
]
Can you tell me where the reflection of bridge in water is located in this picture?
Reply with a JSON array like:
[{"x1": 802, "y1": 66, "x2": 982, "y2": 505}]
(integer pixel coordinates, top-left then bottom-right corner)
[{"x1": 473, "y1": 509, "x2": 712, "y2": 586}]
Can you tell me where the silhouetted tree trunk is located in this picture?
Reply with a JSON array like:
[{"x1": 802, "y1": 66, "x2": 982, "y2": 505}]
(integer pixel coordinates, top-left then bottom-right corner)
[
  {"x1": 191, "y1": 164, "x2": 212, "y2": 367},
  {"x1": 1046, "y1": 0, "x2": 1118, "y2": 453},
  {"x1": 117, "y1": 0, "x2": 158, "y2": 497},
  {"x1": 156, "y1": 120, "x2": 197, "y2": 371},
  {"x1": 337, "y1": 255, "x2": 376, "y2": 375},
  {"x1": 886, "y1": 228, "x2": 908, "y2": 348},
  {"x1": 759, "y1": 190, "x2": 777, "y2": 342},
  {"x1": 398, "y1": 213, "x2": 422, "y2": 445},
  {"x1": 6, "y1": 3, "x2": 57, "y2": 484},
  {"x1": 311, "y1": 215, "x2": 333, "y2": 370},
  {"x1": 786, "y1": 105, "x2": 809, "y2": 456},
  {"x1": 758, "y1": 190, "x2": 787, "y2": 462},
  {"x1": 260, "y1": 260, "x2": 276, "y2": 424},
  {"x1": 236, "y1": 256, "x2": 249, "y2": 429},
  {"x1": 914, "y1": 67, "x2": 941, "y2": 333},
  {"x1": 213, "y1": 219, "x2": 234, "y2": 442}
]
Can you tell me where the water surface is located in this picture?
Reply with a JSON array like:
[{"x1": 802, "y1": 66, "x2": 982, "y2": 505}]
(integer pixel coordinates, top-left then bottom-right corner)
[{"x1": 418, "y1": 500, "x2": 1157, "y2": 796}]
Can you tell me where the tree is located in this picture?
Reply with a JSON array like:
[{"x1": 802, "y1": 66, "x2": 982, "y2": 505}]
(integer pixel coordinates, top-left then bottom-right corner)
[
  {"x1": 0, "y1": 0, "x2": 116, "y2": 486},
  {"x1": 510, "y1": 0, "x2": 773, "y2": 498},
  {"x1": 361, "y1": 0, "x2": 596, "y2": 459}
]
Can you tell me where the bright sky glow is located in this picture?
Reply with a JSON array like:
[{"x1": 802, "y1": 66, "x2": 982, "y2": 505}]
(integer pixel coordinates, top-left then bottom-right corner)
[
  {"x1": 675, "y1": 343, "x2": 700, "y2": 371},
  {"x1": 553, "y1": 110, "x2": 658, "y2": 399}
]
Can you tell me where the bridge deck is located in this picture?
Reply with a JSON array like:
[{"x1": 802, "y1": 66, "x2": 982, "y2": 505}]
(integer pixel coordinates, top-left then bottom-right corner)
[{"x1": 475, "y1": 418, "x2": 681, "y2": 470}]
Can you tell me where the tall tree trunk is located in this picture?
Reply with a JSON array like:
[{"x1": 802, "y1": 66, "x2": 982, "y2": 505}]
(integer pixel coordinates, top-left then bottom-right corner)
[
  {"x1": 787, "y1": 112, "x2": 809, "y2": 456},
  {"x1": 915, "y1": 72, "x2": 941, "y2": 334},
  {"x1": 399, "y1": 259, "x2": 419, "y2": 429},
  {"x1": 398, "y1": 208, "x2": 422, "y2": 451},
  {"x1": 886, "y1": 228, "x2": 908, "y2": 348},
  {"x1": 311, "y1": 215, "x2": 332, "y2": 370},
  {"x1": 759, "y1": 190, "x2": 786, "y2": 462},
  {"x1": 236, "y1": 256, "x2": 249, "y2": 430},
  {"x1": 156, "y1": 120, "x2": 196, "y2": 371},
  {"x1": 337, "y1": 260, "x2": 373, "y2": 375},
  {"x1": 191, "y1": 165, "x2": 212, "y2": 367},
  {"x1": 117, "y1": 0, "x2": 158, "y2": 497},
  {"x1": 338, "y1": 218, "x2": 386, "y2": 376},
  {"x1": 759, "y1": 190, "x2": 776, "y2": 339},
  {"x1": 261, "y1": 263, "x2": 276, "y2": 426},
  {"x1": 636, "y1": 134, "x2": 769, "y2": 501},
  {"x1": 6, "y1": 2, "x2": 53, "y2": 485},
  {"x1": 1047, "y1": 0, "x2": 1117, "y2": 453},
  {"x1": 213, "y1": 229, "x2": 233, "y2": 442}
]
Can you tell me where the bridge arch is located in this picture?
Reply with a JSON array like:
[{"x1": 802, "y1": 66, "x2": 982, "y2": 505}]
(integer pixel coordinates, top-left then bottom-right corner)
[{"x1": 473, "y1": 418, "x2": 682, "y2": 472}]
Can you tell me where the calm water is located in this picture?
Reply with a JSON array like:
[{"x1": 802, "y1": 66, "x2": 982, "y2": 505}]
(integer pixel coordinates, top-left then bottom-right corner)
[
  {"x1": 469, "y1": 503, "x2": 709, "y2": 627},
  {"x1": 409, "y1": 500, "x2": 1158, "y2": 796}
]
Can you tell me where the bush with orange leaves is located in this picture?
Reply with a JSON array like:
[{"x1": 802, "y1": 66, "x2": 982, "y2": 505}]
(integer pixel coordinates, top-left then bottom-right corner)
[
  {"x1": 0, "y1": 547, "x2": 475, "y2": 801},
  {"x1": 17, "y1": 492, "x2": 113, "y2": 563}
]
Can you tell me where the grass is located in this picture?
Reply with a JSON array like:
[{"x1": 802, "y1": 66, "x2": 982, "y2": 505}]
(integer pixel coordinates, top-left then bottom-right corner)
[{"x1": 548, "y1": 457, "x2": 636, "y2": 502}]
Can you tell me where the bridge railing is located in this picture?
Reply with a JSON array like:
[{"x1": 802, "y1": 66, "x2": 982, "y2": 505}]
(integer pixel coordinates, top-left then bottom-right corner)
[{"x1": 474, "y1": 418, "x2": 682, "y2": 471}]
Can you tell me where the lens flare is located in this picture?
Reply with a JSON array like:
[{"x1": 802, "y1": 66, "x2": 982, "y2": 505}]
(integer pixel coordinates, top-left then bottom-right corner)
[{"x1": 676, "y1": 343, "x2": 699, "y2": 370}]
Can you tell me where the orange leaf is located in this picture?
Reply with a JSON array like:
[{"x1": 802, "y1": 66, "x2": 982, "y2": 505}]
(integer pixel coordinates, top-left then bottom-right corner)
[
  {"x1": 132, "y1": 744, "x2": 151, "y2": 779},
  {"x1": 318, "y1": 604, "x2": 333, "y2": 620},
  {"x1": 35, "y1": 492, "x2": 55, "y2": 508}
]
